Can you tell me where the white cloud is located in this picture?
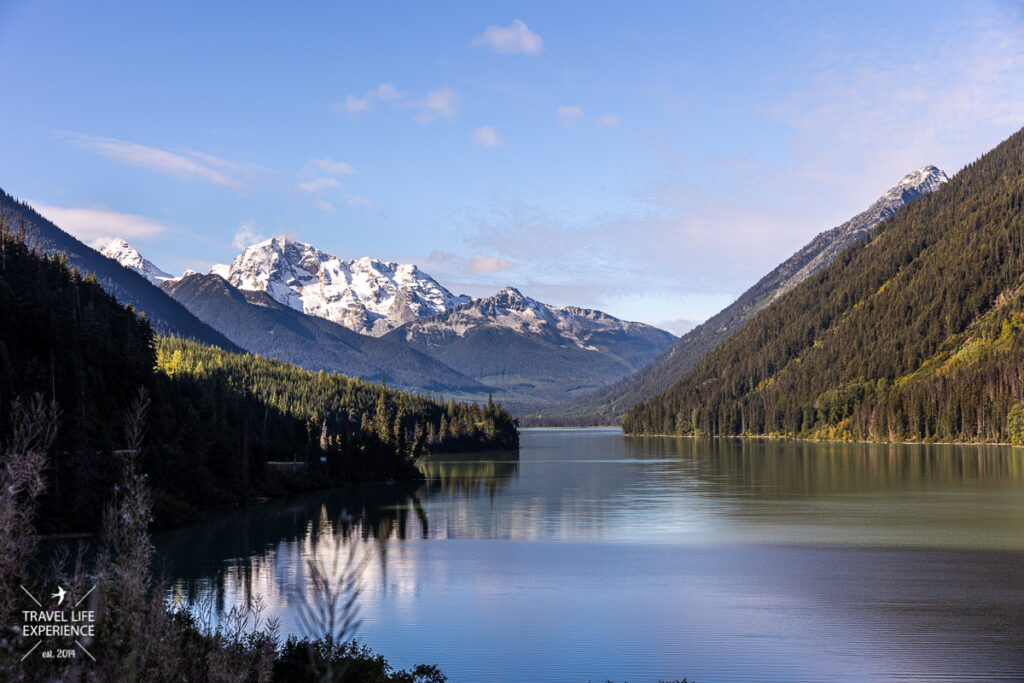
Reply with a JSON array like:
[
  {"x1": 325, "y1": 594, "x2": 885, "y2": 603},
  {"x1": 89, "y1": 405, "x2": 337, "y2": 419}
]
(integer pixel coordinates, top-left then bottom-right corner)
[
  {"x1": 595, "y1": 114, "x2": 621, "y2": 127},
  {"x1": 335, "y1": 82, "x2": 406, "y2": 116},
  {"x1": 367, "y1": 83, "x2": 402, "y2": 101},
  {"x1": 472, "y1": 126, "x2": 503, "y2": 147},
  {"x1": 62, "y1": 133, "x2": 243, "y2": 188},
  {"x1": 232, "y1": 221, "x2": 266, "y2": 249},
  {"x1": 472, "y1": 19, "x2": 543, "y2": 54},
  {"x1": 656, "y1": 319, "x2": 697, "y2": 336},
  {"x1": 767, "y1": 7, "x2": 1024, "y2": 208},
  {"x1": 314, "y1": 199, "x2": 335, "y2": 213},
  {"x1": 28, "y1": 202, "x2": 170, "y2": 246},
  {"x1": 340, "y1": 94, "x2": 370, "y2": 114},
  {"x1": 409, "y1": 87, "x2": 459, "y2": 123},
  {"x1": 312, "y1": 158, "x2": 355, "y2": 175},
  {"x1": 556, "y1": 105, "x2": 584, "y2": 128},
  {"x1": 422, "y1": 250, "x2": 516, "y2": 280},
  {"x1": 468, "y1": 253, "x2": 516, "y2": 274},
  {"x1": 335, "y1": 83, "x2": 458, "y2": 123},
  {"x1": 296, "y1": 177, "x2": 340, "y2": 192},
  {"x1": 345, "y1": 194, "x2": 373, "y2": 207}
]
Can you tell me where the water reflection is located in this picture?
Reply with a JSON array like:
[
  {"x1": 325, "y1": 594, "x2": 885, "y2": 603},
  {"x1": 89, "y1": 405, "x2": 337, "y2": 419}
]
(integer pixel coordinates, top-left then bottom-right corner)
[
  {"x1": 418, "y1": 449, "x2": 519, "y2": 502},
  {"x1": 161, "y1": 450, "x2": 520, "y2": 616},
  {"x1": 626, "y1": 435, "x2": 1024, "y2": 497},
  {"x1": 153, "y1": 431, "x2": 1024, "y2": 682}
]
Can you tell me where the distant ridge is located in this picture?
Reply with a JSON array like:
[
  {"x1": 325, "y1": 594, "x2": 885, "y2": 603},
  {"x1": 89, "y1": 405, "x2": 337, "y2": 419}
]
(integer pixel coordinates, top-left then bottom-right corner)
[
  {"x1": 538, "y1": 165, "x2": 948, "y2": 425},
  {"x1": 387, "y1": 285, "x2": 676, "y2": 411},
  {"x1": 0, "y1": 188, "x2": 240, "y2": 351}
]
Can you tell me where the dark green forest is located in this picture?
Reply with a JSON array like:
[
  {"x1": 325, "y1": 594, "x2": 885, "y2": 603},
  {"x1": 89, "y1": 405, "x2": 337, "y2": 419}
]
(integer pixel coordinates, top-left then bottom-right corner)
[
  {"x1": 0, "y1": 225, "x2": 517, "y2": 532},
  {"x1": 624, "y1": 126, "x2": 1024, "y2": 443}
]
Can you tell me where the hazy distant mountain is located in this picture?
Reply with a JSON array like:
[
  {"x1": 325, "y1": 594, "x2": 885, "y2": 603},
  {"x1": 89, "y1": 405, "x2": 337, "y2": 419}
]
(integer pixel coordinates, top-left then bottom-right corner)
[
  {"x1": 0, "y1": 188, "x2": 240, "y2": 351},
  {"x1": 387, "y1": 286, "x2": 676, "y2": 411},
  {"x1": 160, "y1": 273, "x2": 485, "y2": 393},
  {"x1": 210, "y1": 236, "x2": 470, "y2": 336},
  {"x1": 100, "y1": 238, "x2": 174, "y2": 284},
  {"x1": 544, "y1": 165, "x2": 949, "y2": 424}
]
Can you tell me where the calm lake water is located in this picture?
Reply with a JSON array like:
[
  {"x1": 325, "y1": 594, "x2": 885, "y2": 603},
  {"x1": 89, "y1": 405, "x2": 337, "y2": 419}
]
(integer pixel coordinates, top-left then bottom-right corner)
[{"x1": 155, "y1": 429, "x2": 1024, "y2": 682}]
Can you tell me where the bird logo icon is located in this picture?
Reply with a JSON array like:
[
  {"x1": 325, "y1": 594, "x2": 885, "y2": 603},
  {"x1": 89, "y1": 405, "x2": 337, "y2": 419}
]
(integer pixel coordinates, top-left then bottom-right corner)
[{"x1": 51, "y1": 586, "x2": 67, "y2": 606}]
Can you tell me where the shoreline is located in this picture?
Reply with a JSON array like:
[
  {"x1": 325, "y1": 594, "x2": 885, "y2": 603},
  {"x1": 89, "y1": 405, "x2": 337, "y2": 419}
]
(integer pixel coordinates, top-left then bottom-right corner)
[{"x1": 618, "y1": 432, "x2": 1020, "y2": 447}]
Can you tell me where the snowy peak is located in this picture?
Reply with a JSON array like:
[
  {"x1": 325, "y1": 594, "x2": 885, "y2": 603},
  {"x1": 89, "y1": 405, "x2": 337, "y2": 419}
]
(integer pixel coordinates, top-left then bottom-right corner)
[
  {"x1": 401, "y1": 285, "x2": 671, "y2": 351},
  {"x1": 211, "y1": 235, "x2": 470, "y2": 336},
  {"x1": 100, "y1": 238, "x2": 173, "y2": 285},
  {"x1": 878, "y1": 165, "x2": 948, "y2": 206}
]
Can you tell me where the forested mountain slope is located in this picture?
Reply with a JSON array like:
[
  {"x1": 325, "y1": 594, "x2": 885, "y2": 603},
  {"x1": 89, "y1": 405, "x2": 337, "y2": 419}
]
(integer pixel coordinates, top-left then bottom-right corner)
[
  {"x1": 624, "y1": 127, "x2": 1024, "y2": 443},
  {"x1": 0, "y1": 189, "x2": 239, "y2": 349},
  {"x1": 543, "y1": 166, "x2": 947, "y2": 425}
]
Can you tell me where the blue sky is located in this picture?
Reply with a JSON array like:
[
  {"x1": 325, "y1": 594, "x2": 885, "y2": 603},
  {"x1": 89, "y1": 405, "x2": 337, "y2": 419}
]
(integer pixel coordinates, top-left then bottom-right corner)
[{"x1": 1, "y1": 1, "x2": 1023, "y2": 332}]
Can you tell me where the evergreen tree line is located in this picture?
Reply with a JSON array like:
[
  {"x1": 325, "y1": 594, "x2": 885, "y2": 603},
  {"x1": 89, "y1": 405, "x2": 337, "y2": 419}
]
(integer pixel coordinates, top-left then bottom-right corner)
[
  {"x1": 623, "y1": 126, "x2": 1024, "y2": 443},
  {"x1": 0, "y1": 227, "x2": 517, "y2": 531}
]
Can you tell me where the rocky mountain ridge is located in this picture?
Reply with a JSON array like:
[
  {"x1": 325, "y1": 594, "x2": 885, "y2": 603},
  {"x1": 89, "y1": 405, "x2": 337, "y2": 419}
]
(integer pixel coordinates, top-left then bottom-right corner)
[
  {"x1": 100, "y1": 237, "x2": 174, "y2": 284},
  {"x1": 210, "y1": 236, "x2": 470, "y2": 336}
]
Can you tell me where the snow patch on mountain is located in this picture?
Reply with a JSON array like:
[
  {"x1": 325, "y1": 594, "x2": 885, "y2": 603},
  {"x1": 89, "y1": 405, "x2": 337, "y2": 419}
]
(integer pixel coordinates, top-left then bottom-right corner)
[
  {"x1": 399, "y1": 286, "x2": 672, "y2": 350},
  {"x1": 770, "y1": 165, "x2": 948, "y2": 300},
  {"x1": 210, "y1": 236, "x2": 470, "y2": 336},
  {"x1": 100, "y1": 238, "x2": 173, "y2": 284}
]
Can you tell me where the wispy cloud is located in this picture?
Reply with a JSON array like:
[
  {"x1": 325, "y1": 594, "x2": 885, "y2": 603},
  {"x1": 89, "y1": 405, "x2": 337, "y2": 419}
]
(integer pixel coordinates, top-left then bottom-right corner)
[
  {"x1": 312, "y1": 158, "x2": 355, "y2": 175},
  {"x1": 345, "y1": 194, "x2": 373, "y2": 208},
  {"x1": 232, "y1": 220, "x2": 266, "y2": 249},
  {"x1": 29, "y1": 201, "x2": 171, "y2": 246},
  {"x1": 334, "y1": 83, "x2": 458, "y2": 123},
  {"x1": 296, "y1": 177, "x2": 340, "y2": 192},
  {"x1": 768, "y1": 6, "x2": 1024, "y2": 205},
  {"x1": 422, "y1": 249, "x2": 516, "y2": 279},
  {"x1": 340, "y1": 94, "x2": 371, "y2": 114},
  {"x1": 656, "y1": 318, "x2": 697, "y2": 336},
  {"x1": 314, "y1": 199, "x2": 335, "y2": 213},
  {"x1": 472, "y1": 19, "x2": 543, "y2": 55},
  {"x1": 595, "y1": 114, "x2": 621, "y2": 127},
  {"x1": 472, "y1": 126, "x2": 503, "y2": 147},
  {"x1": 60, "y1": 133, "x2": 247, "y2": 188},
  {"x1": 336, "y1": 82, "x2": 405, "y2": 115},
  {"x1": 407, "y1": 87, "x2": 459, "y2": 123},
  {"x1": 556, "y1": 105, "x2": 584, "y2": 128},
  {"x1": 468, "y1": 253, "x2": 516, "y2": 274}
]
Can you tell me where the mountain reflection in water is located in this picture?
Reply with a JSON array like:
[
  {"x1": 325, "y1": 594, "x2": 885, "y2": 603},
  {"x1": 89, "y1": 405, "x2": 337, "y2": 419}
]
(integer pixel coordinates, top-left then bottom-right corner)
[{"x1": 154, "y1": 432, "x2": 1024, "y2": 682}]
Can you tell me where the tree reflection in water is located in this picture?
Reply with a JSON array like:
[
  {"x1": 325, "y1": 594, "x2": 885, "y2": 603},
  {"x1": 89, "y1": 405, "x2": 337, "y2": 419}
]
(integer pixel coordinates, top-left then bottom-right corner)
[{"x1": 160, "y1": 449, "x2": 520, "y2": 625}]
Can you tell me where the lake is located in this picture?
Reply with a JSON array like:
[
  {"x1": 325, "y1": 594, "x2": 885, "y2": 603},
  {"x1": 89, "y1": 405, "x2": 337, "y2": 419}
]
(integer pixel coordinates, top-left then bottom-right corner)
[{"x1": 155, "y1": 428, "x2": 1024, "y2": 682}]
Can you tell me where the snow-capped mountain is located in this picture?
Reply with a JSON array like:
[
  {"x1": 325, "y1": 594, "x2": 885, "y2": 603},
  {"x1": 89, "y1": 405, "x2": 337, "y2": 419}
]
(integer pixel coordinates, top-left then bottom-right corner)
[
  {"x1": 210, "y1": 236, "x2": 470, "y2": 336},
  {"x1": 398, "y1": 286, "x2": 673, "y2": 352},
  {"x1": 159, "y1": 273, "x2": 484, "y2": 393},
  {"x1": 100, "y1": 238, "x2": 174, "y2": 285},
  {"x1": 769, "y1": 165, "x2": 948, "y2": 300},
  {"x1": 387, "y1": 287, "x2": 677, "y2": 410}
]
